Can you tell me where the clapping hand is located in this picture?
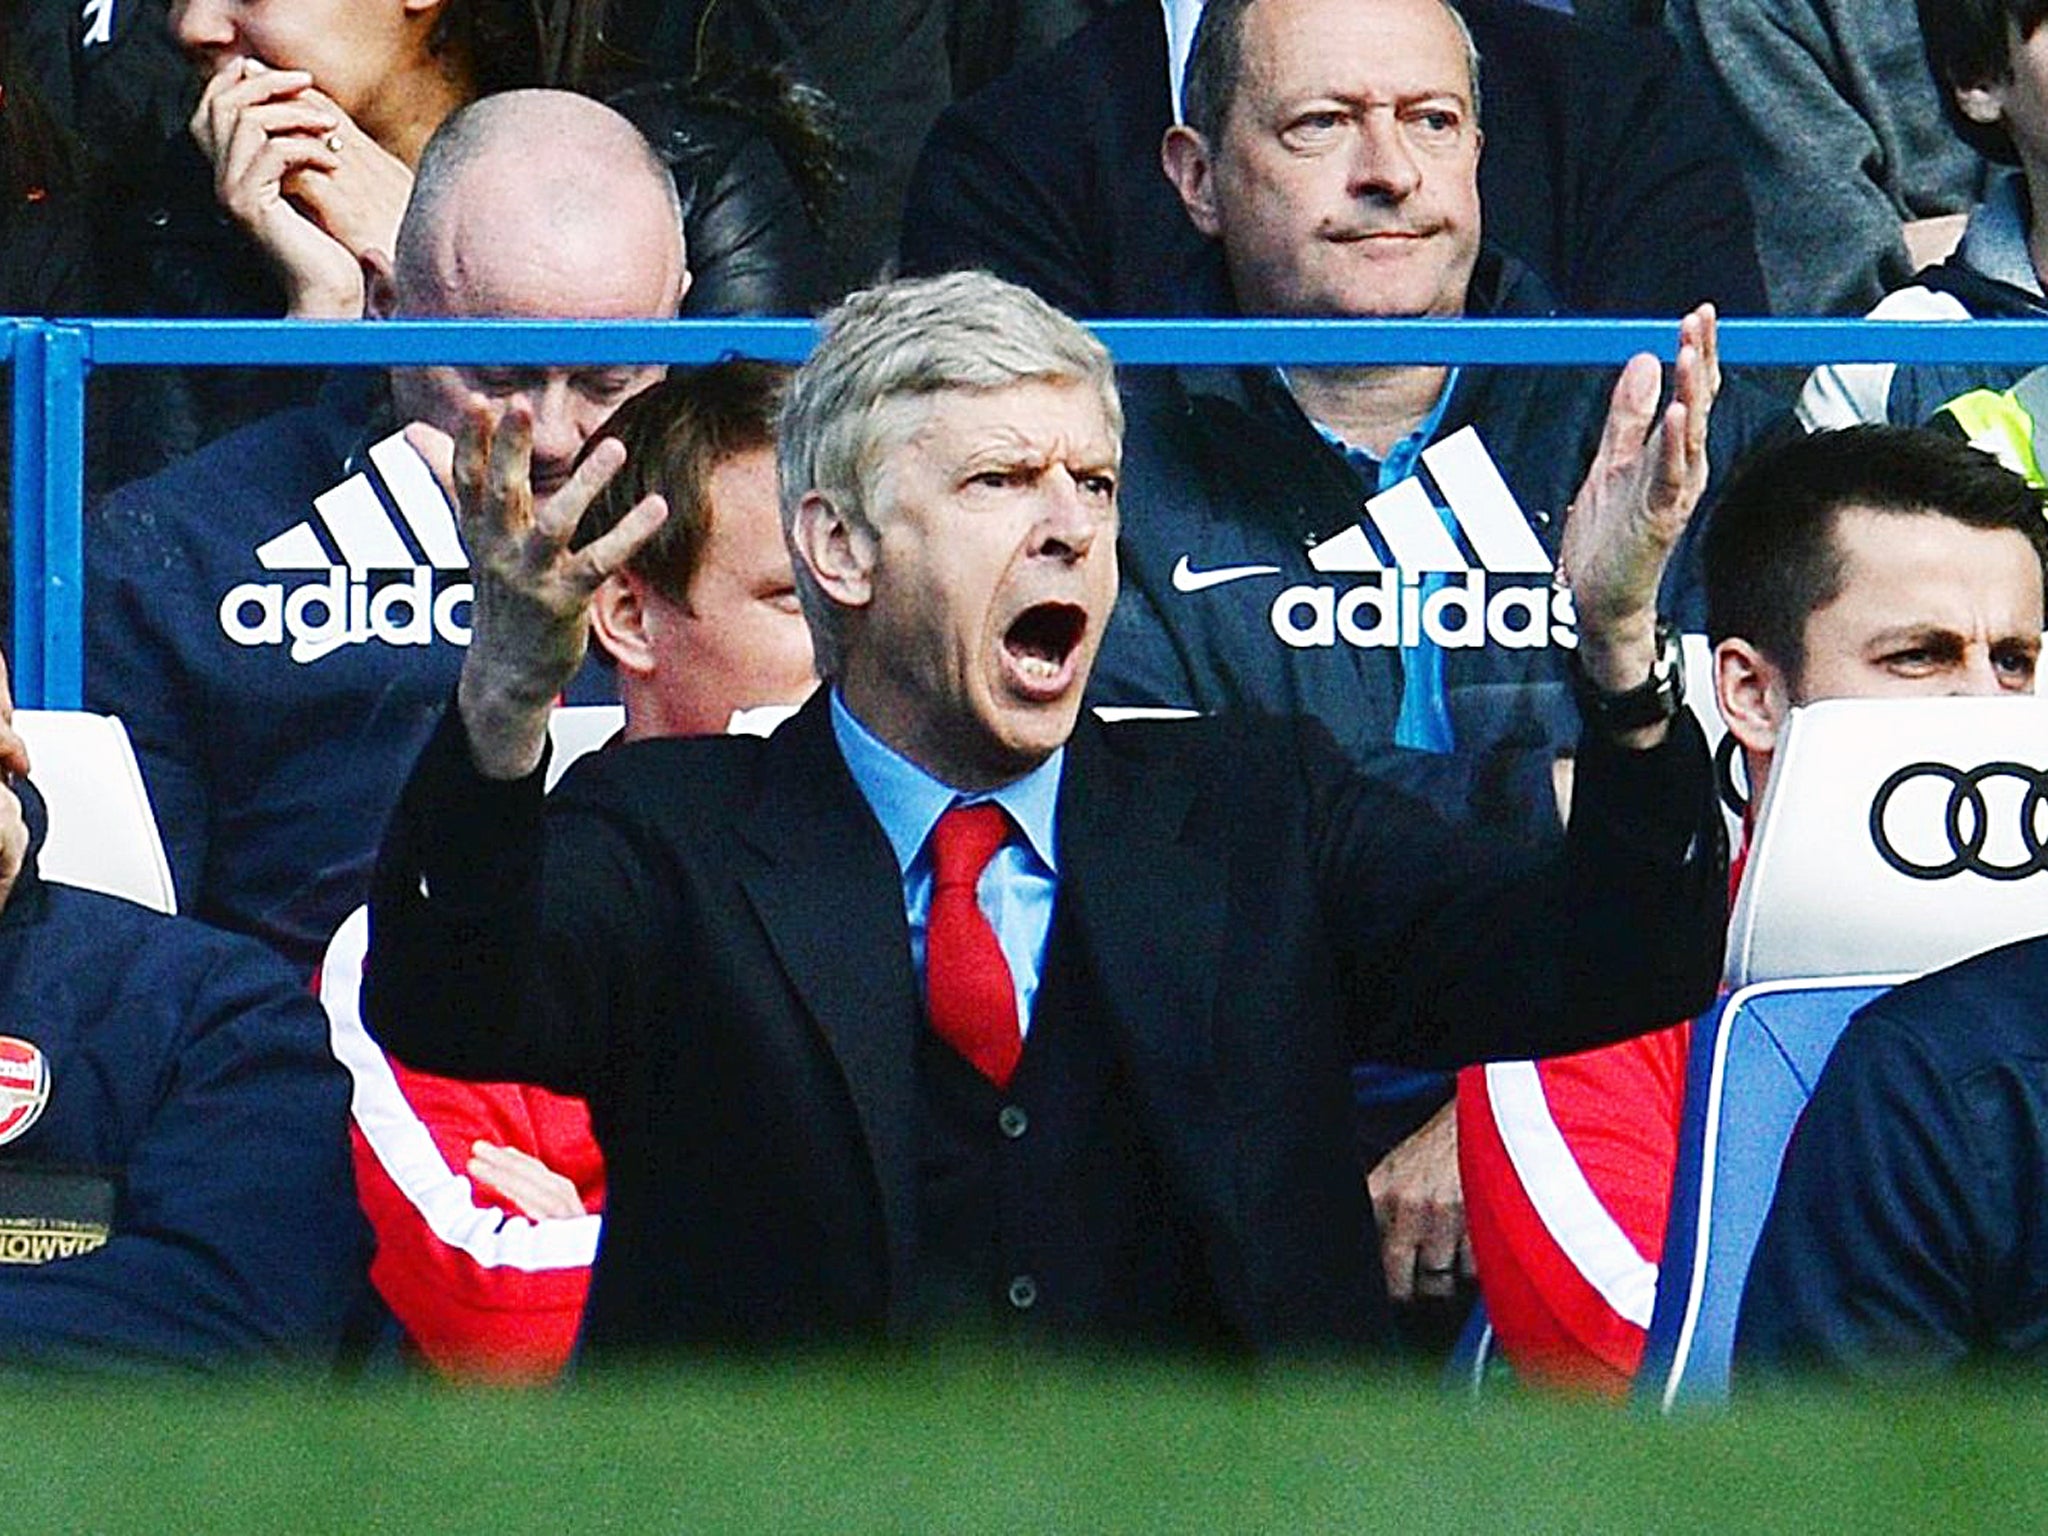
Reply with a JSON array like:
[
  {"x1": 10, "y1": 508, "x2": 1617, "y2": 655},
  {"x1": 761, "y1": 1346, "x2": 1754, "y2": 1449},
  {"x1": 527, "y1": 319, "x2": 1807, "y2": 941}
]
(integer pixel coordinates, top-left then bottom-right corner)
[{"x1": 1558, "y1": 303, "x2": 1721, "y2": 719}]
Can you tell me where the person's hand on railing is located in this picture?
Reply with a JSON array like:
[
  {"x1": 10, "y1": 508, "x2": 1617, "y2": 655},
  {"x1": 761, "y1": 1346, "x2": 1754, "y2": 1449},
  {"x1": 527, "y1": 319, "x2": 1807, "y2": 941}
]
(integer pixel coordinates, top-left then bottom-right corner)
[{"x1": 190, "y1": 58, "x2": 412, "y2": 319}]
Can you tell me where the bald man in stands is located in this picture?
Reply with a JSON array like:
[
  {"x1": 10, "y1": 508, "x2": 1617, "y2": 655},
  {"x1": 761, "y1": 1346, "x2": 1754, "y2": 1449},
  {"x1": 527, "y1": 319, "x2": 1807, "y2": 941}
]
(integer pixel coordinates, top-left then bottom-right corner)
[{"x1": 89, "y1": 90, "x2": 689, "y2": 975}]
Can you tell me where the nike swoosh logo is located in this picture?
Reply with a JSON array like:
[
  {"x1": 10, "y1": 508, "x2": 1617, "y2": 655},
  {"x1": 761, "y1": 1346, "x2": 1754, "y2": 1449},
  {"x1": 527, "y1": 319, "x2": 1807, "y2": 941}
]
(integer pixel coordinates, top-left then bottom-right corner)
[{"x1": 1171, "y1": 555, "x2": 1284, "y2": 593}]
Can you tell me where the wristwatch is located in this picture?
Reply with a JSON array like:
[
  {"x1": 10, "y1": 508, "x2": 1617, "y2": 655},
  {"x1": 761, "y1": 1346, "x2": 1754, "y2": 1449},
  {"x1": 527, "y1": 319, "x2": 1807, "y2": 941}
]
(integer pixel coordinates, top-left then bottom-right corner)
[{"x1": 1568, "y1": 619, "x2": 1685, "y2": 735}]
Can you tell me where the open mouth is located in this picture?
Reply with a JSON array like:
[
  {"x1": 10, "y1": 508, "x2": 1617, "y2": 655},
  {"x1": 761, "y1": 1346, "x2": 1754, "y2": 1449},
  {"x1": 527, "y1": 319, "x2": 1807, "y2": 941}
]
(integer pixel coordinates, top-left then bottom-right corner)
[{"x1": 1001, "y1": 602, "x2": 1089, "y2": 699}]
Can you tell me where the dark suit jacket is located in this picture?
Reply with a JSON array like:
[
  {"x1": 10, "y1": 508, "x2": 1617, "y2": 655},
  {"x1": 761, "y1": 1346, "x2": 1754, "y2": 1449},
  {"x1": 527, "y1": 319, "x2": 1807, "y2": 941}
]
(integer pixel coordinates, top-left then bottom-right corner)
[{"x1": 366, "y1": 693, "x2": 1723, "y2": 1357}]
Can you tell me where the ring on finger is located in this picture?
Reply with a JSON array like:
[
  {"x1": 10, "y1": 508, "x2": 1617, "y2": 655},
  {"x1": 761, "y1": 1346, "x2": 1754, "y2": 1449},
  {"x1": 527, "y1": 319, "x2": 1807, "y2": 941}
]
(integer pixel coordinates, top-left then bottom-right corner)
[{"x1": 324, "y1": 131, "x2": 344, "y2": 153}]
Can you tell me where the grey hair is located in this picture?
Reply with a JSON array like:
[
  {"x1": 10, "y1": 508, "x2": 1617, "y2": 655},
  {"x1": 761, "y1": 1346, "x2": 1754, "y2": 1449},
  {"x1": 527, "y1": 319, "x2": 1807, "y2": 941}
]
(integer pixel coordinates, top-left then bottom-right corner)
[
  {"x1": 1181, "y1": 0, "x2": 1482, "y2": 143},
  {"x1": 777, "y1": 270, "x2": 1121, "y2": 677},
  {"x1": 393, "y1": 89, "x2": 686, "y2": 302}
]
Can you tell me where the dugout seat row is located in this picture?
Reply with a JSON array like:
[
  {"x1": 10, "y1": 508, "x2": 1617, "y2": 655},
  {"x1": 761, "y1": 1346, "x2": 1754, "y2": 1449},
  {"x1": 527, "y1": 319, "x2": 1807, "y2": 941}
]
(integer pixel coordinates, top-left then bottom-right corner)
[
  {"x1": 1453, "y1": 676, "x2": 2048, "y2": 1405},
  {"x1": 27, "y1": 687, "x2": 2048, "y2": 1404},
  {"x1": 1641, "y1": 693, "x2": 2048, "y2": 1405}
]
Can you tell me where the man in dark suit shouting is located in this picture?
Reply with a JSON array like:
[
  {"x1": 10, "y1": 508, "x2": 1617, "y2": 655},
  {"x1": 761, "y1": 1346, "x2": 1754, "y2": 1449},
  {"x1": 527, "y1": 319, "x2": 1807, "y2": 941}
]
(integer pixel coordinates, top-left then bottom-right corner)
[{"x1": 366, "y1": 271, "x2": 1728, "y2": 1358}]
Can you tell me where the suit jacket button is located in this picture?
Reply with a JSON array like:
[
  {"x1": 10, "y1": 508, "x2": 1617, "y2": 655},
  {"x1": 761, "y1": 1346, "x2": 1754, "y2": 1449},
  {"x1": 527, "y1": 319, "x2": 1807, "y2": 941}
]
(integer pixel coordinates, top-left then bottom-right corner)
[
  {"x1": 998, "y1": 1105, "x2": 1029, "y2": 1139},
  {"x1": 1007, "y1": 1274, "x2": 1038, "y2": 1311}
]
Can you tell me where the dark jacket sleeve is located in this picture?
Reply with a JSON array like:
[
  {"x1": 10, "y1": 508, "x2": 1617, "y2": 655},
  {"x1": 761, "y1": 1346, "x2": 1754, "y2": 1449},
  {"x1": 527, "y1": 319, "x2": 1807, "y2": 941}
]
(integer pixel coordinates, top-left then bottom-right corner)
[
  {"x1": 1312, "y1": 709, "x2": 1727, "y2": 1069},
  {"x1": 608, "y1": 86, "x2": 836, "y2": 318},
  {"x1": 0, "y1": 919, "x2": 370, "y2": 1372},
  {"x1": 1663, "y1": 0, "x2": 1982, "y2": 316},
  {"x1": 1734, "y1": 1004, "x2": 1997, "y2": 1381},
  {"x1": 1468, "y1": 0, "x2": 1768, "y2": 317},
  {"x1": 363, "y1": 706, "x2": 660, "y2": 1098},
  {"x1": 897, "y1": 3, "x2": 1205, "y2": 318},
  {"x1": 680, "y1": 130, "x2": 835, "y2": 317},
  {"x1": 85, "y1": 482, "x2": 211, "y2": 914},
  {"x1": 900, "y1": 92, "x2": 1111, "y2": 319},
  {"x1": 1559, "y1": 20, "x2": 1768, "y2": 318}
]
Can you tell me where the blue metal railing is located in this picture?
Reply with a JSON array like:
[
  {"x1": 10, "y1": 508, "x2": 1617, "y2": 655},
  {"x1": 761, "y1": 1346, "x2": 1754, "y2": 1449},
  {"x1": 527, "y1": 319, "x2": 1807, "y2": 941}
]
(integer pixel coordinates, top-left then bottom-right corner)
[{"x1": 10, "y1": 314, "x2": 2048, "y2": 707}]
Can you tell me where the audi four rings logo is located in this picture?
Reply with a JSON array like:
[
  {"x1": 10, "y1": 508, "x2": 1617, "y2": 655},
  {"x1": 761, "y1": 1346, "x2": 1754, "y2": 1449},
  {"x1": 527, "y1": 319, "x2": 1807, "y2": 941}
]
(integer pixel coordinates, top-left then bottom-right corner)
[{"x1": 1868, "y1": 761, "x2": 2048, "y2": 881}]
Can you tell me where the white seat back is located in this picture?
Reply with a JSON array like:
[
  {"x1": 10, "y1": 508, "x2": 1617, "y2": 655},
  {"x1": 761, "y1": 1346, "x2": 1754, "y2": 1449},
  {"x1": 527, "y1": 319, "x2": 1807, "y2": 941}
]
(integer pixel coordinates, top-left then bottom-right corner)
[
  {"x1": 1727, "y1": 696, "x2": 2048, "y2": 986},
  {"x1": 544, "y1": 705, "x2": 625, "y2": 790},
  {"x1": 14, "y1": 711, "x2": 176, "y2": 913},
  {"x1": 1679, "y1": 633, "x2": 1748, "y2": 851}
]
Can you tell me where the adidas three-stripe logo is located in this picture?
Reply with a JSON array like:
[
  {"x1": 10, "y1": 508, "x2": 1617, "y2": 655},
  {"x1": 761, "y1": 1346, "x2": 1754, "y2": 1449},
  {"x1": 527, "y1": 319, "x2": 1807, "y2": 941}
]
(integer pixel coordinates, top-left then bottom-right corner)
[
  {"x1": 1305, "y1": 426, "x2": 1552, "y2": 576},
  {"x1": 218, "y1": 431, "x2": 475, "y2": 664},
  {"x1": 1173, "y1": 427, "x2": 1578, "y2": 651}
]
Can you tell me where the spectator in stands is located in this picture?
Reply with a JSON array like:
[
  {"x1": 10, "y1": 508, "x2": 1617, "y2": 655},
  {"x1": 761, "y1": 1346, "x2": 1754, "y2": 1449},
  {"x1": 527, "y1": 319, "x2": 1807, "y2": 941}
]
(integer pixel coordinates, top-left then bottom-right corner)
[
  {"x1": 1081, "y1": 0, "x2": 1783, "y2": 1316},
  {"x1": 82, "y1": 0, "x2": 831, "y2": 492},
  {"x1": 613, "y1": 0, "x2": 1103, "y2": 294},
  {"x1": 162, "y1": 0, "x2": 831, "y2": 320},
  {"x1": 0, "y1": 654, "x2": 370, "y2": 1372},
  {"x1": 900, "y1": 0, "x2": 1767, "y2": 319},
  {"x1": 87, "y1": 90, "x2": 688, "y2": 977},
  {"x1": 360, "y1": 267, "x2": 1727, "y2": 1362},
  {"x1": 1459, "y1": 425, "x2": 2048, "y2": 1396},
  {"x1": 1736, "y1": 937, "x2": 2048, "y2": 1379},
  {"x1": 327, "y1": 361, "x2": 812, "y2": 1381},
  {"x1": 1666, "y1": 0, "x2": 1987, "y2": 318},
  {"x1": 1800, "y1": 0, "x2": 2048, "y2": 458}
]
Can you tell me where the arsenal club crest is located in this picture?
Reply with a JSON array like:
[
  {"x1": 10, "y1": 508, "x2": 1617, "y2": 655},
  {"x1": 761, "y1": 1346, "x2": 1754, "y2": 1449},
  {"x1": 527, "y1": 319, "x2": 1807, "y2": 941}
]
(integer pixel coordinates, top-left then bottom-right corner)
[{"x1": 0, "y1": 1038, "x2": 49, "y2": 1146}]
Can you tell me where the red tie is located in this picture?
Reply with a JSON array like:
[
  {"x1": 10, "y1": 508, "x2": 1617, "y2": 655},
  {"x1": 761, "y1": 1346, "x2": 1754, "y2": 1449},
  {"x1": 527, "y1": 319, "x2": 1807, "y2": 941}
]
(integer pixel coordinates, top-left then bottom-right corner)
[{"x1": 925, "y1": 803, "x2": 1022, "y2": 1088}]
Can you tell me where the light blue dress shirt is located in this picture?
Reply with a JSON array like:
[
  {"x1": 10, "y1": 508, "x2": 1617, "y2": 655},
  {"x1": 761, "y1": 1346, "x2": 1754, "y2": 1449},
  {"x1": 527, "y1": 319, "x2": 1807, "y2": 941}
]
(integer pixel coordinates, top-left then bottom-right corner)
[
  {"x1": 1285, "y1": 365, "x2": 1463, "y2": 753},
  {"x1": 830, "y1": 691, "x2": 1062, "y2": 1034}
]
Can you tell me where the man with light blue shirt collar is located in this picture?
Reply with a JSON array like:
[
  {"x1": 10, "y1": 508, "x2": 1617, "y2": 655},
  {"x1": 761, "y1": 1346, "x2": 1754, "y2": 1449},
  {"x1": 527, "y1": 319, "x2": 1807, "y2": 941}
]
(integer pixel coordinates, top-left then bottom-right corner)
[
  {"x1": 1096, "y1": 0, "x2": 1786, "y2": 1319},
  {"x1": 831, "y1": 695, "x2": 1062, "y2": 1044},
  {"x1": 365, "y1": 268, "x2": 1730, "y2": 1359}
]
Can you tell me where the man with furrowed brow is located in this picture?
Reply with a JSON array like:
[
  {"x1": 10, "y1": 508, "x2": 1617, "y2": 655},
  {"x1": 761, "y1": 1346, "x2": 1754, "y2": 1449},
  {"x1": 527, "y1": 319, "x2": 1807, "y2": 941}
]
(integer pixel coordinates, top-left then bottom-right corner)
[{"x1": 364, "y1": 269, "x2": 1726, "y2": 1358}]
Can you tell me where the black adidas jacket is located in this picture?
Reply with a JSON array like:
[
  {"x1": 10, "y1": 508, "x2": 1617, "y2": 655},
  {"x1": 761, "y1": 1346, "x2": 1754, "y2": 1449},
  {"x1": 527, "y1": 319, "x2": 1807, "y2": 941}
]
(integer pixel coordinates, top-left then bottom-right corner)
[
  {"x1": 1091, "y1": 251, "x2": 1789, "y2": 838},
  {"x1": 85, "y1": 382, "x2": 610, "y2": 975}
]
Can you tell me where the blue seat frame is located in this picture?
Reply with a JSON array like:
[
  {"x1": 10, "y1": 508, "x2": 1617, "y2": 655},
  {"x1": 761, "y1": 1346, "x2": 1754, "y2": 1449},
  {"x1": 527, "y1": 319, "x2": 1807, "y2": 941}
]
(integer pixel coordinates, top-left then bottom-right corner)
[{"x1": 1635, "y1": 975, "x2": 1906, "y2": 1408}]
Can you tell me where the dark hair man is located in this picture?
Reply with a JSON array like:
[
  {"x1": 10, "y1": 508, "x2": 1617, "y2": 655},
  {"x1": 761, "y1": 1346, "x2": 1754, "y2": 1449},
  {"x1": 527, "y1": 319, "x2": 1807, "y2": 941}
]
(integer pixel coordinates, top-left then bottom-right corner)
[
  {"x1": 1725, "y1": 452, "x2": 2048, "y2": 1381},
  {"x1": 88, "y1": 89, "x2": 688, "y2": 977},
  {"x1": 331, "y1": 360, "x2": 814, "y2": 1380},
  {"x1": 1459, "y1": 426, "x2": 2048, "y2": 1394},
  {"x1": 579, "y1": 361, "x2": 815, "y2": 739},
  {"x1": 362, "y1": 269, "x2": 1726, "y2": 1359}
]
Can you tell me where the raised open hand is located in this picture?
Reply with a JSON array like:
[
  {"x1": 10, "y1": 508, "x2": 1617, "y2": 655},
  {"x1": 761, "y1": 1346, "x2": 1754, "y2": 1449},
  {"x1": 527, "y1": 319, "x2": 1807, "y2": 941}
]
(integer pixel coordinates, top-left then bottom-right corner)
[
  {"x1": 1558, "y1": 303, "x2": 1720, "y2": 687},
  {"x1": 407, "y1": 398, "x2": 666, "y2": 779}
]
